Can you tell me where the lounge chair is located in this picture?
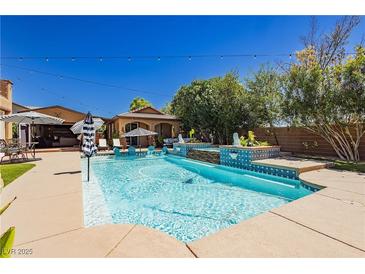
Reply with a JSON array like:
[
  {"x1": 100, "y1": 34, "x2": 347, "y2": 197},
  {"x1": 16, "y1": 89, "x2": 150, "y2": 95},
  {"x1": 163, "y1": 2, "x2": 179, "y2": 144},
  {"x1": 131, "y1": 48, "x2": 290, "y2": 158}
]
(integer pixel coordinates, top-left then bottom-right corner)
[
  {"x1": 147, "y1": 145, "x2": 155, "y2": 156},
  {"x1": 98, "y1": 138, "x2": 108, "y2": 150},
  {"x1": 128, "y1": 146, "x2": 136, "y2": 156},
  {"x1": 113, "y1": 138, "x2": 123, "y2": 149},
  {"x1": 113, "y1": 147, "x2": 122, "y2": 157},
  {"x1": 163, "y1": 138, "x2": 176, "y2": 147}
]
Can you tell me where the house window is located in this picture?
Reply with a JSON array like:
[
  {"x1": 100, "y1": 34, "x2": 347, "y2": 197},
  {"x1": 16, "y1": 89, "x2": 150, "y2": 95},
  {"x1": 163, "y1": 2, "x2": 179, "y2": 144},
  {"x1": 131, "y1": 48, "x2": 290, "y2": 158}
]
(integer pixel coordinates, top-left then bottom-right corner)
[{"x1": 125, "y1": 122, "x2": 138, "y2": 146}]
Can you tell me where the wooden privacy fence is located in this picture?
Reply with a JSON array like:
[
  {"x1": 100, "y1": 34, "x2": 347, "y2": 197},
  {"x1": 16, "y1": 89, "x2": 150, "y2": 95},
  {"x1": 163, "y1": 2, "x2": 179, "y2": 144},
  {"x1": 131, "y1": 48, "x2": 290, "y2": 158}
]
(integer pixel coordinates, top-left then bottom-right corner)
[{"x1": 240, "y1": 127, "x2": 365, "y2": 161}]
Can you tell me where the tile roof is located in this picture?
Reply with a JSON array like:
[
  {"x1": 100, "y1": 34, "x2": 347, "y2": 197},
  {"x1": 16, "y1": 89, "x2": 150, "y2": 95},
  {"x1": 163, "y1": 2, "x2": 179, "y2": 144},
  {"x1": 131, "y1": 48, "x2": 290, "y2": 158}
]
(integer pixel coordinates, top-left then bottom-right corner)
[{"x1": 116, "y1": 112, "x2": 179, "y2": 120}]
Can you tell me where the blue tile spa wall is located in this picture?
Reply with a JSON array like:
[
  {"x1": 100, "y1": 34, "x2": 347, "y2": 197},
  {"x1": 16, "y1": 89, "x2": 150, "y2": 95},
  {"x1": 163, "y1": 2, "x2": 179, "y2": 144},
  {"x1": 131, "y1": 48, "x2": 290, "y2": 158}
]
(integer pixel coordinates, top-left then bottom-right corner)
[
  {"x1": 219, "y1": 146, "x2": 298, "y2": 179},
  {"x1": 173, "y1": 143, "x2": 212, "y2": 157}
]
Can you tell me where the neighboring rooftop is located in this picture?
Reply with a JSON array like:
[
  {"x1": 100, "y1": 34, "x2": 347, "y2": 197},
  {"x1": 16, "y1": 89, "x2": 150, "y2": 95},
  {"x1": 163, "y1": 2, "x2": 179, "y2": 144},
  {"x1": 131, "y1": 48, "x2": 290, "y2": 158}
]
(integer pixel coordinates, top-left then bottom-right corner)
[{"x1": 115, "y1": 106, "x2": 179, "y2": 120}]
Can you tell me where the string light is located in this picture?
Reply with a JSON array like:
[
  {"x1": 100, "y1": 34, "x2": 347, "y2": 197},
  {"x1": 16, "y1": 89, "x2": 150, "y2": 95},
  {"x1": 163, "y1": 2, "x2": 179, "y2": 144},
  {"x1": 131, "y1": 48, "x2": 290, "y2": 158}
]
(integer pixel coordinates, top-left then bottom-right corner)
[
  {"x1": 5, "y1": 52, "x2": 356, "y2": 62},
  {"x1": 0, "y1": 63, "x2": 170, "y2": 98}
]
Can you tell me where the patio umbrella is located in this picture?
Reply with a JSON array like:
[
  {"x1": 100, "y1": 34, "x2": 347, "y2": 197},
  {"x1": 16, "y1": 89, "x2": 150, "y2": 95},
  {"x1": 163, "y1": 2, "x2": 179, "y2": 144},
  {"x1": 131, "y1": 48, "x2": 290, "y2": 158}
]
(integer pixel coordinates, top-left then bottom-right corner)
[
  {"x1": 0, "y1": 111, "x2": 64, "y2": 125},
  {"x1": 82, "y1": 112, "x2": 98, "y2": 181},
  {"x1": 122, "y1": 127, "x2": 158, "y2": 151},
  {"x1": 70, "y1": 117, "x2": 104, "y2": 134},
  {"x1": 0, "y1": 111, "x2": 64, "y2": 158}
]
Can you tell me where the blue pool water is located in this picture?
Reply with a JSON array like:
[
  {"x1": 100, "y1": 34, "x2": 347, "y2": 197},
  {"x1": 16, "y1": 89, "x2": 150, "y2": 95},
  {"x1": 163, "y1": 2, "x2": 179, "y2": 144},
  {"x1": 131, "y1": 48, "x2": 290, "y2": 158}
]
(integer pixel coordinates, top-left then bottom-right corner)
[{"x1": 82, "y1": 155, "x2": 312, "y2": 242}]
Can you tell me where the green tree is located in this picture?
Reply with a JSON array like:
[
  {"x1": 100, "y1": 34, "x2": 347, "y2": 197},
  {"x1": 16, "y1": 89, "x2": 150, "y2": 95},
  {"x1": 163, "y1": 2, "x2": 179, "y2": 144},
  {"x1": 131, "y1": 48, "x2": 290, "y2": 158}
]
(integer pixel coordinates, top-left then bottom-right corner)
[
  {"x1": 245, "y1": 66, "x2": 283, "y2": 144},
  {"x1": 160, "y1": 102, "x2": 173, "y2": 114},
  {"x1": 129, "y1": 97, "x2": 152, "y2": 111},
  {"x1": 282, "y1": 46, "x2": 365, "y2": 162},
  {"x1": 170, "y1": 72, "x2": 250, "y2": 144}
]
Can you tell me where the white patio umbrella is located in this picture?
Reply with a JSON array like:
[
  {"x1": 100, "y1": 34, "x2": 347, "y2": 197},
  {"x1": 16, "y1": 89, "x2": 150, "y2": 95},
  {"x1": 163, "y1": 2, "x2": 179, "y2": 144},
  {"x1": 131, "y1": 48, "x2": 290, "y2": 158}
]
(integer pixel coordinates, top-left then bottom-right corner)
[
  {"x1": 122, "y1": 127, "x2": 158, "y2": 151},
  {"x1": 0, "y1": 111, "x2": 64, "y2": 125},
  {"x1": 70, "y1": 117, "x2": 104, "y2": 134},
  {"x1": 0, "y1": 111, "x2": 64, "y2": 158}
]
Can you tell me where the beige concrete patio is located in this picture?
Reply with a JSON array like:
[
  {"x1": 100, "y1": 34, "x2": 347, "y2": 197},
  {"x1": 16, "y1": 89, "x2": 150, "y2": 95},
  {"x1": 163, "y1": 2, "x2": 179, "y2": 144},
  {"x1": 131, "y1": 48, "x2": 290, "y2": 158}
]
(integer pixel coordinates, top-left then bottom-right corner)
[{"x1": 1, "y1": 152, "x2": 364, "y2": 257}]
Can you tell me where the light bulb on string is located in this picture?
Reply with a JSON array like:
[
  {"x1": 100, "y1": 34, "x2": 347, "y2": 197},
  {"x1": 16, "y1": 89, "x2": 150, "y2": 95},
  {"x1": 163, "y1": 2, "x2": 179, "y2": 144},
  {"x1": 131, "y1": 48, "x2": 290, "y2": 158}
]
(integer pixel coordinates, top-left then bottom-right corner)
[
  {"x1": 157, "y1": 56, "x2": 161, "y2": 61},
  {"x1": 188, "y1": 56, "x2": 192, "y2": 61},
  {"x1": 71, "y1": 57, "x2": 76, "y2": 62}
]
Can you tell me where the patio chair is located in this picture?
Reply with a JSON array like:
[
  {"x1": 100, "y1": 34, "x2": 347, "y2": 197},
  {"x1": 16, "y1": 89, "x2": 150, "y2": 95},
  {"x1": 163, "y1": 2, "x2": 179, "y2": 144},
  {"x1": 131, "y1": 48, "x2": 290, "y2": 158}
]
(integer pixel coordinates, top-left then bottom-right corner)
[
  {"x1": 98, "y1": 138, "x2": 108, "y2": 150},
  {"x1": 113, "y1": 147, "x2": 122, "y2": 157},
  {"x1": 147, "y1": 145, "x2": 155, "y2": 156},
  {"x1": 128, "y1": 146, "x2": 136, "y2": 156},
  {"x1": 113, "y1": 138, "x2": 123, "y2": 149},
  {"x1": 161, "y1": 146, "x2": 168, "y2": 155},
  {"x1": 0, "y1": 139, "x2": 27, "y2": 164}
]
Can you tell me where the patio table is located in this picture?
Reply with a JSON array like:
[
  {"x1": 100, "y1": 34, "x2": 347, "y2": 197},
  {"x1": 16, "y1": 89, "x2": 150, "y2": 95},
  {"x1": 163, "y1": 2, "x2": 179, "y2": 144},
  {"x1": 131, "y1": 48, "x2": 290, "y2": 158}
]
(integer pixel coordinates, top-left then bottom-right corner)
[{"x1": 26, "y1": 141, "x2": 39, "y2": 159}]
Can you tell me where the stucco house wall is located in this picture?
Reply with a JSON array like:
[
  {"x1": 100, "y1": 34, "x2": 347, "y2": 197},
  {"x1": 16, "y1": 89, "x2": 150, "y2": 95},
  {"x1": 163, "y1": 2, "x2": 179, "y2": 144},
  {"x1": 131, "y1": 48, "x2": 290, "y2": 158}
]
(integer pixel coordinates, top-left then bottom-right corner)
[
  {"x1": 109, "y1": 106, "x2": 181, "y2": 147},
  {"x1": 0, "y1": 80, "x2": 13, "y2": 140}
]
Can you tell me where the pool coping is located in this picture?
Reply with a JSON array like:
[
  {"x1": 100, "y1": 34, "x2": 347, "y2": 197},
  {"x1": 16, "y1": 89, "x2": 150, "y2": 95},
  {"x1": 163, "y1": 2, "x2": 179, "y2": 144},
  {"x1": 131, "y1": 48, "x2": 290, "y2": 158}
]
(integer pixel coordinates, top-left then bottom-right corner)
[{"x1": 1, "y1": 151, "x2": 364, "y2": 257}]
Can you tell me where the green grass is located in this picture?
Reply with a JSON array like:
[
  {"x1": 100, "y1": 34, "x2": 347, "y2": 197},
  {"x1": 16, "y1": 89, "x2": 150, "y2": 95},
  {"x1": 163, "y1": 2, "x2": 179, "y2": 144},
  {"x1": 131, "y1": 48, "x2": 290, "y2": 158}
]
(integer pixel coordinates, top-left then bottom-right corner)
[
  {"x1": 332, "y1": 161, "x2": 365, "y2": 173},
  {"x1": 0, "y1": 163, "x2": 36, "y2": 187}
]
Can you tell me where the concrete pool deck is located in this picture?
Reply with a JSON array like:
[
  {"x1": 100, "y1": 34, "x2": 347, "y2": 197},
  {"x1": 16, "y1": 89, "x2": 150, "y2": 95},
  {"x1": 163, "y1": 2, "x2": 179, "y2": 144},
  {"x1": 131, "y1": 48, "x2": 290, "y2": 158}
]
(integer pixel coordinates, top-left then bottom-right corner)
[
  {"x1": 1, "y1": 152, "x2": 364, "y2": 257},
  {"x1": 253, "y1": 156, "x2": 334, "y2": 174}
]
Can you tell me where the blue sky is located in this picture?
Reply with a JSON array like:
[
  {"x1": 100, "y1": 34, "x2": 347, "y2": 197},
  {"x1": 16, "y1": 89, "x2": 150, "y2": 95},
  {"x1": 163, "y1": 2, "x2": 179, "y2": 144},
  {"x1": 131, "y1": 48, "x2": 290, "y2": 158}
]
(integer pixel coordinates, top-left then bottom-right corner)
[{"x1": 1, "y1": 16, "x2": 364, "y2": 117}]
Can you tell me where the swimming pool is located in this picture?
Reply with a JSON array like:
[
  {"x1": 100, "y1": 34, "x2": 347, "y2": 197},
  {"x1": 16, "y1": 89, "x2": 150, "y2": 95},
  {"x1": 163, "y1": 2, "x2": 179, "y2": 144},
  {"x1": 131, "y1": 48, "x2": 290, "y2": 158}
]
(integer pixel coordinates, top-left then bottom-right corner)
[{"x1": 82, "y1": 155, "x2": 313, "y2": 242}]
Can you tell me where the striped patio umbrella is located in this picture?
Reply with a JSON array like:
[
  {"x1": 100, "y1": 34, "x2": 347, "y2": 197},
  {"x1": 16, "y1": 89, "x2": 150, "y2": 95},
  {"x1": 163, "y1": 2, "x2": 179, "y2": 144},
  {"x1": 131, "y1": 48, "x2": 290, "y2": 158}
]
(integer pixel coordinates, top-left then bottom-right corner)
[{"x1": 82, "y1": 112, "x2": 97, "y2": 181}]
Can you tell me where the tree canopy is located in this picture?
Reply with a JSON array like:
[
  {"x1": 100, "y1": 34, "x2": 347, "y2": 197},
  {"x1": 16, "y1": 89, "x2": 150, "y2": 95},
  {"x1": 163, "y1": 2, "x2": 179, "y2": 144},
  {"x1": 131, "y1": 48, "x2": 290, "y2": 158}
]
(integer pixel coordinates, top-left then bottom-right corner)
[
  {"x1": 166, "y1": 17, "x2": 364, "y2": 161},
  {"x1": 170, "y1": 72, "x2": 250, "y2": 144},
  {"x1": 129, "y1": 97, "x2": 153, "y2": 111},
  {"x1": 282, "y1": 46, "x2": 365, "y2": 161}
]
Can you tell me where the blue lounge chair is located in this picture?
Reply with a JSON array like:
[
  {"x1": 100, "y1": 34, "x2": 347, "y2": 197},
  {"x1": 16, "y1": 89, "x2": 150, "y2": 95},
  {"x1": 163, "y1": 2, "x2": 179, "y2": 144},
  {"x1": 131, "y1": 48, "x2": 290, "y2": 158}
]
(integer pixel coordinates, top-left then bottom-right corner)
[
  {"x1": 147, "y1": 145, "x2": 155, "y2": 156},
  {"x1": 128, "y1": 146, "x2": 136, "y2": 156},
  {"x1": 113, "y1": 147, "x2": 122, "y2": 157}
]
